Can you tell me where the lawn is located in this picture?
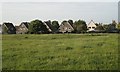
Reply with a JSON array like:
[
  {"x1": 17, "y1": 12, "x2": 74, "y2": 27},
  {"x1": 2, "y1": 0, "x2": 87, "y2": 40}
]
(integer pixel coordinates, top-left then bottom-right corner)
[{"x1": 2, "y1": 33, "x2": 119, "y2": 70}]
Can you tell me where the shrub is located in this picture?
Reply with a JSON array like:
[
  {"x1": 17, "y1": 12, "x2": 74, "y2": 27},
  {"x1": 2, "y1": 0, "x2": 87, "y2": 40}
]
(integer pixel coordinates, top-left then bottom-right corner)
[
  {"x1": 82, "y1": 45, "x2": 92, "y2": 48},
  {"x1": 65, "y1": 47, "x2": 73, "y2": 50},
  {"x1": 25, "y1": 37, "x2": 28, "y2": 39}
]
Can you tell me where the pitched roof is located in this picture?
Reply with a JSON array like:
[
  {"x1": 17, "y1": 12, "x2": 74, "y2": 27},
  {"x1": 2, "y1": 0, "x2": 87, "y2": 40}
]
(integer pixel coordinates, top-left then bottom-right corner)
[
  {"x1": 20, "y1": 22, "x2": 30, "y2": 28},
  {"x1": 87, "y1": 20, "x2": 97, "y2": 27},
  {"x1": 61, "y1": 21, "x2": 74, "y2": 29},
  {"x1": 3, "y1": 23, "x2": 16, "y2": 29},
  {"x1": 44, "y1": 21, "x2": 53, "y2": 32},
  {"x1": 59, "y1": 21, "x2": 74, "y2": 31},
  {"x1": 45, "y1": 21, "x2": 54, "y2": 29}
]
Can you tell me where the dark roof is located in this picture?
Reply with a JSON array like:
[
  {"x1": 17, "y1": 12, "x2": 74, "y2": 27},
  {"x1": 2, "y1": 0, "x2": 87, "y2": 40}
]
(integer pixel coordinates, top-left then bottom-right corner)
[
  {"x1": 44, "y1": 21, "x2": 54, "y2": 30},
  {"x1": 59, "y1": 21, "x2": 74, "y2": 31},
  {"x1": 3, "y1": 23, "x2": 16, "y2": 30},
  {"x1": 20, "y1": 22, "x2": 30, "y2": 28},
  {"x1": 61, "y1": 21, "x2": 73, "y2": 28}
]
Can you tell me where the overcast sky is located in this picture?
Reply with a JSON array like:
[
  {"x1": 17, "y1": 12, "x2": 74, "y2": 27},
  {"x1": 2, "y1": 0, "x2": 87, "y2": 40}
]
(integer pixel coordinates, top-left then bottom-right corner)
[{"x1": 1, "y1": 1, "x2": 119, "y2": 25}]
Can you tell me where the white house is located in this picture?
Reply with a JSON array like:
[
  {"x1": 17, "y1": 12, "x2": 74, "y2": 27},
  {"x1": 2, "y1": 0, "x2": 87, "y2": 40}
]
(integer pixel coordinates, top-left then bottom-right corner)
[{"x1": 87, "y1": 20, "x2": 97, "y2": 31}]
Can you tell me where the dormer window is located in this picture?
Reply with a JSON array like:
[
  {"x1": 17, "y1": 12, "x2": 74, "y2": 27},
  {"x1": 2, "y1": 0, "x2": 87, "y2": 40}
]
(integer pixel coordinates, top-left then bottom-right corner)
[
  {"x1": 88, "y1": 27, "x2": 91, "y2": 29},
  {"x1": 92, "y1": 27, "x2": 95, "y2": 29}
]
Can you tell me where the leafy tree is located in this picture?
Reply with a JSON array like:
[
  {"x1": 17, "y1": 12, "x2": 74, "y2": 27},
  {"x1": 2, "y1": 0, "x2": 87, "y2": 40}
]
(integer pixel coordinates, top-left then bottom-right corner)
[
  {"x1": 103, "y1": 23, "x2": 118, "y2": 33},
  {"x1": 103, "y1": 24, "x2": 109, "y2": 31},
  {"x1": 29, "y1": 19, "x2": 48, "y2": 34},
  {"x1": 73, "y1": 20, "x2": 87, "y2": 33},
  {"x1": 52, "y1": 20, "x2": 59, "y2": 33},
  {"x1": 95, "y1": 24, "x2": 104, "y2": 31},
  {"x1": 112, "y1": 20, "x2": 117, "y2": 28},
  {"x1": 117, "y1": 23, "x2": 120, "y2": 32},
  {"x1": 117, "y1": 22, "x2": 120, "y2": 30},
  {"x1": 95, "y1": 23, "x2": 99, "y2": 26}
]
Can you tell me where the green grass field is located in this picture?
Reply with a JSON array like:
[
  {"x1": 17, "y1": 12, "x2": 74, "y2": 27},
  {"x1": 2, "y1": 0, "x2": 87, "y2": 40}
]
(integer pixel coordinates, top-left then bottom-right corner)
[{"x1": 2, "y1": 34, "x2": 119, "y2": 70}]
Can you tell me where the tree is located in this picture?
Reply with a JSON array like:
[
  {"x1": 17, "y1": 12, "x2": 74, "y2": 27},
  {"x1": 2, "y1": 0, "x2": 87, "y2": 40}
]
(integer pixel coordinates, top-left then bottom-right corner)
[
  {"x1": 29, "y1": 19, "x2": 48, "y2": 34},
  {"x1": 95, "y1": 24, "x2": 104, "y2": 31},
  {"x1": 112, "y1": 20, "x2": 117, "y2": 28},
  {"x1": 73, "y1": 20, "x2": 87, "y2": 33},
  {"x1": 52, "y1": 20, "x2": 59, "y2": 33},
  {"x1": 117, "y1": 23, "x2": 120, "y2": 32},
  {"x1": 117, "y1": 22, "x2": 120, "y2": 30},
  {"x1": 103, "y1": 23, "x2": 118, "y2": 33},
  {"x1": 103, "y1": 24, "x2": 109, "y2": 31}
]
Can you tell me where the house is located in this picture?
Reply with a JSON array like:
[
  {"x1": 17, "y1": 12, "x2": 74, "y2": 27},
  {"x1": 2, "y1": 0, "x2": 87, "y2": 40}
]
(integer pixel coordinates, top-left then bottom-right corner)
[
  {"x1": 16, "y1": 22, "x2": 30, "y2": 34},
  {"x1": 0, "y1": 24, "x2": 2, "y2": 34},
  {"x1": 87, "y1": 20, "x2": 97, "y2": 32},
  {"x1": 2, "y1": 22, "x2": 16, "y2": 34},
  {"x1": 43, "y1": 21, "x2": 53, "y2": 33},
  {"x1": 58, "y1": 21, "x2": 74, "y2": 33},
  {"x1": 15, "y1": 26, "x2": 20, "y2": 33}
]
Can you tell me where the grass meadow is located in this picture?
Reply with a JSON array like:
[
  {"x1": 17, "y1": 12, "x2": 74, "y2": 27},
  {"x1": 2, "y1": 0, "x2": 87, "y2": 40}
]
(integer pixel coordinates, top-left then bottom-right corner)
[{"x1": 2, "y1": 33, "x2": 119, "y2": 70}]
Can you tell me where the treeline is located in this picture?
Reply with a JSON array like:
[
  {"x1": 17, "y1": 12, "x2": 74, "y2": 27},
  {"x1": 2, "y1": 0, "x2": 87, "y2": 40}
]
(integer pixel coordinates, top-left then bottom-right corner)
[
  {"x1": 28, "y1": 19, "x2": 88, "y2": 34},
  {"x1": 2, "y1": 19, "x2": 120, "y2": 34}
]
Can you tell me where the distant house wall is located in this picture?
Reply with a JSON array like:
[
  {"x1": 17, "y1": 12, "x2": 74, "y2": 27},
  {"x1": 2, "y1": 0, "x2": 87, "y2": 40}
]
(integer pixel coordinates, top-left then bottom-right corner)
[
  {"x1": 58, "y1": 21, "x2": 74, "y2": 33},
  {"x1": 16, "y1": 22, "x2": 29, "y2": 34},
  {"x1": 87, "y1": 20, "x2": 97, "y2": 31}
]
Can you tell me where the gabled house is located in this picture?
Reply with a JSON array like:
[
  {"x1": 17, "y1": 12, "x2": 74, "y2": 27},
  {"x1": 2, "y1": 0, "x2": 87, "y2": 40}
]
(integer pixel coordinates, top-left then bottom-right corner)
[
  {"x1": 16, "y1": 22, "x2": 30, "y2": 34},
  {"x1": 2, "y1": 22, "x2": 16, "y2": 34},
  {"x1": 58, "y1": 21, "x2": 74, "y2": 33},
  {"x1": 43, "y1": 21, "x2": 53, "y2": 33},
  {"x1": 87, "y1": 20, "x2": 97, "y2": 31}
]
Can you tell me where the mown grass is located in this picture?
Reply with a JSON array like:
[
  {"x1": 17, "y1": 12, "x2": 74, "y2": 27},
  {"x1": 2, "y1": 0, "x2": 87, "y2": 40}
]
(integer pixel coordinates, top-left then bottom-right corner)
[{"x1": 2, "y1": 33, "x2": 119, "y2": 70}]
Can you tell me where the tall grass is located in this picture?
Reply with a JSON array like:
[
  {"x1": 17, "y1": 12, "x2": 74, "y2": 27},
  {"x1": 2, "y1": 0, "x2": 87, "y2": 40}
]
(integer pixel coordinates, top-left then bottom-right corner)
[{"x1": 2, "y1": 34, "x2": 119, "y2": 70}]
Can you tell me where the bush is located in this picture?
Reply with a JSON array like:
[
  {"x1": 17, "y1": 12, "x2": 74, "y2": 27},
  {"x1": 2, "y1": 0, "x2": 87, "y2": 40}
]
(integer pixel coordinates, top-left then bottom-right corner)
[
  {"x1": 65, "y1": 47, "x2": 73, "y2": 50},
  {"x1": 25, "y1": 37, "x2": 28, "y2": 39}
]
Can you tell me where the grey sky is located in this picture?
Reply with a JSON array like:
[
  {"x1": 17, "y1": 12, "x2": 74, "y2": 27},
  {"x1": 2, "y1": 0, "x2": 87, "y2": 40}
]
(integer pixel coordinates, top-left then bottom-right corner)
[
  {"x1": 118, "y1": 1, "x2": 120, "y2": 22},
  {"x1": 0, "y1": 0, "x2": 119, "y2": 2},
  {"x1": 2, "y1": 2, "x2": 118, "y2": 25}
]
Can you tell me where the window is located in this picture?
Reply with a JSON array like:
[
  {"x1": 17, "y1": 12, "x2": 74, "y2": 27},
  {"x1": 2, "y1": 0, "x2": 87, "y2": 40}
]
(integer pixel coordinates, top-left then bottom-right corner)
[
  {"x1": 65, "y1": 27, "x2": 67, "y2": 30},
  {"x1": 21, "y1": 24, "x2": 24, "y2": 27},
  {"x1": 20, "y1": 28, "x2": 22, "y2": 30},
  {"x1": 23, "y1": 28, "x2": 26, "y2": 30},
  {"x1": 88, "y1": 27, "x2": 91, "y2": 29}
]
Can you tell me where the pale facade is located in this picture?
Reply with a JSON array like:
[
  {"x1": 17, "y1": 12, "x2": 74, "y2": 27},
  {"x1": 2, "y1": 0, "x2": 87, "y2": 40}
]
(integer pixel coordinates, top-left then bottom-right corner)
[
  {"x1": 87, "y1": 20, "x2": 97, "y2": 31},
  {"x1": 58, "y1": 21, "x2": 74, "y2": 33}
]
